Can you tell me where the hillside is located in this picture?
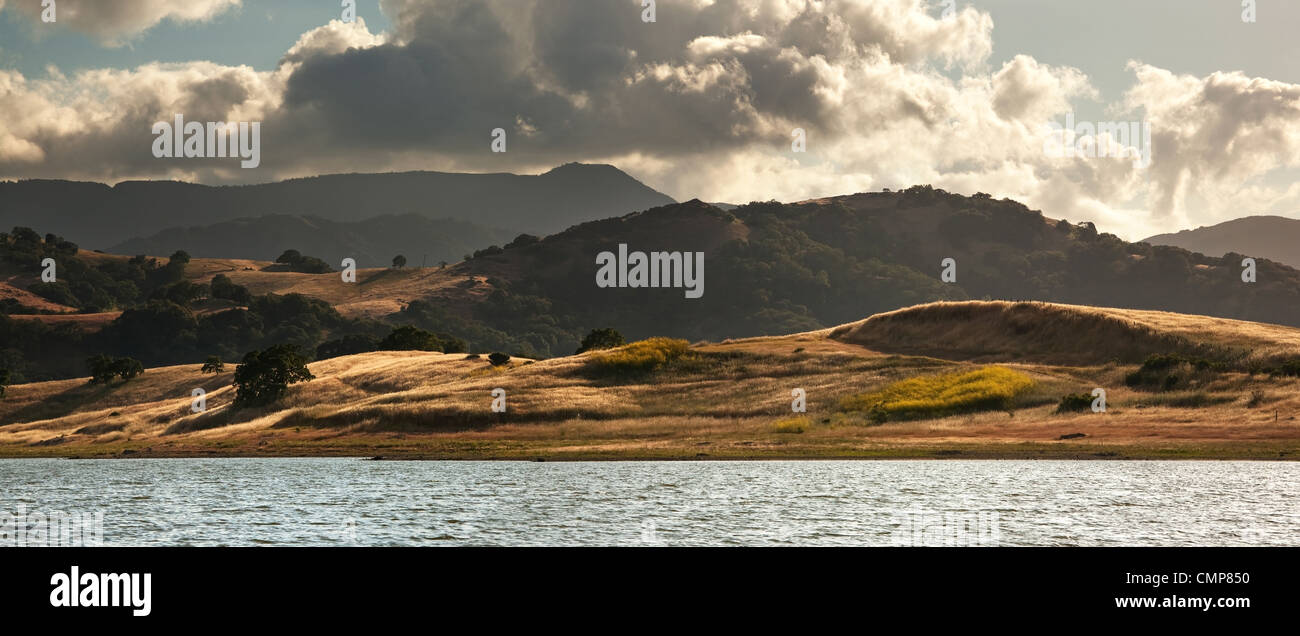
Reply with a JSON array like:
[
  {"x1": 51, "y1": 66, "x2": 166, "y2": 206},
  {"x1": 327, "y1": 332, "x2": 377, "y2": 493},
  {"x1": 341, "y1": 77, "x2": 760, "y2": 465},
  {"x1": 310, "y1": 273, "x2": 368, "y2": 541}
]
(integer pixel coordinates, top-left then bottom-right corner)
[
  {"x1": 3, "y1": 301, "x2": 1298, "y2": 460},
  {"x1": 108, "y1": 214, "x2": 519, "y2": 269},
  {"x1": 830, "y1": 301, "x2": 1300, "y2": 366},
  {"x1": 10, "y1": 185, "x2": 1300, "y2": 382},
  {"x1": 423, "y1": 187, "x2": 1300, "y2": 354},
  {"x1": 0, "y1": 163, "x2": 675, "y2": 249},
  {"x1": 1144, "y1": 215, "x2": 1300, "y2": 268}
]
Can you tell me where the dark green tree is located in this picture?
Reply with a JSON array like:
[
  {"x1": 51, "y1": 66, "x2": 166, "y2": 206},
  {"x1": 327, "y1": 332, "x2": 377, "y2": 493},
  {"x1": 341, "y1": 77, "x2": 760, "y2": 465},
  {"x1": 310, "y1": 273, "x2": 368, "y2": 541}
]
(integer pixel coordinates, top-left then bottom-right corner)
[
  {"x1": 316, "y1": 334, "x2": 379, "y2": 360},
  {"x1": 112, "y1": 357, "x2": 144, "y2": 381},
  {"x1": 209, "y1": 274, "x2": 252, "y2": 304},
  {"x1": 576, "y1": 328, "x2": 625, "y2": 354},
  {"x1": 233, "y1": 345, "x2": 315, "y2": 408},
  {"x1": 86, "y1": 355, "x2": 117, "y2": 384},
  {"x1": 379, "y1": 325, "x2": 443, "y2": 351},
  {"x1": 201, "y1": 356, "x2": 225, "y2": 374}
]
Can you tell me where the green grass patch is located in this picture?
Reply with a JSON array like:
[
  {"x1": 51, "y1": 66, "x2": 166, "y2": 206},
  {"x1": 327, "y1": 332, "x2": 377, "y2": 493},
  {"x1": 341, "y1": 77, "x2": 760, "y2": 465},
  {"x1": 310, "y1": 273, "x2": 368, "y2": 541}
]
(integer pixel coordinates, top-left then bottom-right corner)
[{"x1": 840, "y1": 366, "x2": 1035, "y2": 423}]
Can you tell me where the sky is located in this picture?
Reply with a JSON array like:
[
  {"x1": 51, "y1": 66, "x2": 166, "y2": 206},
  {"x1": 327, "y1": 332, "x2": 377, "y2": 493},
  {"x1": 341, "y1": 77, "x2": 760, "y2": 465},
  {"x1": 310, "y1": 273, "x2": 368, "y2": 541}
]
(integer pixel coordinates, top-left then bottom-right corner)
[{"x1": 1, "y1": 0, "x2": 1298, "y2": 240}]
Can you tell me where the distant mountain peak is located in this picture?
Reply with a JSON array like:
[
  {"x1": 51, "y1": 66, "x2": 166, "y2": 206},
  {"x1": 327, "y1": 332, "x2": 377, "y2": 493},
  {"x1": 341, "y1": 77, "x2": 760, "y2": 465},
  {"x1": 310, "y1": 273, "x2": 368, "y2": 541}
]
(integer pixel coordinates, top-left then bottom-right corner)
[{"x1": 1143, "y1": 214, "x2": 1300, "y2": 267}]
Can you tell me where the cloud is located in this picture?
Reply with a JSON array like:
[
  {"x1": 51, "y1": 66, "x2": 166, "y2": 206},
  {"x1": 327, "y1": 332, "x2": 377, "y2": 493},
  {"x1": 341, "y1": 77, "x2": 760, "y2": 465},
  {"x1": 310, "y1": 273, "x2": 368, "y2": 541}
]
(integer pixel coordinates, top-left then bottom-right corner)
[
  {"x1": 1, "y1": 0, "x2": 1299, "y2": 241},
  {"x1": 992, "y1": 55, "x2": 1095, "y2": 123},
  {"x1": 1123, "y1": 62, "x2": 1300, "y2": 223},
  {"x1": 3, "y1": 0, "x2": 242, "y2": 46},
  {"x1": 281, "y1": 17, "x2": 387, "y2": 66}
]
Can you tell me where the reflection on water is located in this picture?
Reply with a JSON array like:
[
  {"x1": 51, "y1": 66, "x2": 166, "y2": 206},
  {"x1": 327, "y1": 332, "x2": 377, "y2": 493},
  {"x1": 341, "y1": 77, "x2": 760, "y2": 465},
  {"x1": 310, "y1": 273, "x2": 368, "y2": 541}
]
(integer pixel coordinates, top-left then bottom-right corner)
[{"x1": 0, "y1": 459, "x2": 1295, "y2": 546}]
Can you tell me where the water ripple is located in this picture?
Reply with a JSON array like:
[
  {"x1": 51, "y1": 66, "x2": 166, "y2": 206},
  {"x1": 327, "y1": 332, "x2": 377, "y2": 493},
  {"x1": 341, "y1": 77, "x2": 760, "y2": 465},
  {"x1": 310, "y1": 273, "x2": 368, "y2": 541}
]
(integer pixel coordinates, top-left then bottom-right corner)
[{"x1": 0, "y1": 459, "x2": 1296, "y2": 546}]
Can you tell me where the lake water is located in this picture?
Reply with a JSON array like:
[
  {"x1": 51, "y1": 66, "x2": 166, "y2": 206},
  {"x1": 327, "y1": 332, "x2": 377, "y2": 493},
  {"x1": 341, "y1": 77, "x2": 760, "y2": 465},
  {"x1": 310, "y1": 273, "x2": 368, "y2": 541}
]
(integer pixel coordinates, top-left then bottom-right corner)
[{"x1": 1, "y1": 459, "x2": 1296, "y2": 546}]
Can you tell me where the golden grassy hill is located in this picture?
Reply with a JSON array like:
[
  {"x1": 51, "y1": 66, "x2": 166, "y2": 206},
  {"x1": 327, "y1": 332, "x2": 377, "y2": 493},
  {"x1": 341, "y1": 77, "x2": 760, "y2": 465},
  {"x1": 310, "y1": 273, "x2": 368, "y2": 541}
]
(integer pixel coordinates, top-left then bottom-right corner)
[
  {"x1": 3, "y1": 301, "x2": 1299, "y2": 460},
  {"x1": 219, "y1": 265, "x2": 486, "y2": 319},
  {"x1": 829, "y1": 300, "x2": 1300, "y2": 367}
]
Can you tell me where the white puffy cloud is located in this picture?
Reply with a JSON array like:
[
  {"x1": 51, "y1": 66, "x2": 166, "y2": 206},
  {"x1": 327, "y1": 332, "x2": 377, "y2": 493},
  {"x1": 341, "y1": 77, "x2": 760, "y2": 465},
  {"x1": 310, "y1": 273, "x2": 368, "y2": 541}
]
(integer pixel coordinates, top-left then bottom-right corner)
[
  {"x1": 281, "y1": 17, "x2": 387, "y2": 66},
  {"x1": 3, "y1": 0, "x2": 243, "y2": 45},
  {"x1": 1123, "y1": 62, "x2": 1300, "y2": 225}
]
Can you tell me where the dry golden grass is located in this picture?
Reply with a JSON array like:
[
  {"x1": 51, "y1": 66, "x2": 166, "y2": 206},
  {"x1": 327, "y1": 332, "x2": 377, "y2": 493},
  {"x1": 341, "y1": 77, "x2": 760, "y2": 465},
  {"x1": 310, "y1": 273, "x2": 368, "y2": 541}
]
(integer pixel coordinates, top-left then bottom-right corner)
[
  {"x1": 3, "y1": 301, "x2": 1300, "y2": 459},
  {"x1": 221, "y1": 266, "x2": 483, "y2": 319},
  {"x1": 6, "y1": 311, "x2": 122, "y2": 332},
  {"x1": 0, "y1": 279, "x2": 78, "y2": 313},
  {"x1": 830, "y1": 300, "x2": 1300, "y2": 366},
  {"x1": 16, "y1": 251, "x2": 483, "y2": 323}
]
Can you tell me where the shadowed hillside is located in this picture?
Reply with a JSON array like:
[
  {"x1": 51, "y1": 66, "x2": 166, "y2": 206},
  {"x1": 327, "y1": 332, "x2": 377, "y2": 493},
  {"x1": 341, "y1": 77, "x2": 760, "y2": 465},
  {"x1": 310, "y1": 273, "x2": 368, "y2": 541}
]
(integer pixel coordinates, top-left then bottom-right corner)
[
  {"x1": 108, "y1": 214, "x2": 519, "y2": 269},
  {"x1": 421, "y1": 187, "x2": 1300, "y2": 355},
  {"x1": 0, "y1": 163, "x2": 675, "y2": 248}
]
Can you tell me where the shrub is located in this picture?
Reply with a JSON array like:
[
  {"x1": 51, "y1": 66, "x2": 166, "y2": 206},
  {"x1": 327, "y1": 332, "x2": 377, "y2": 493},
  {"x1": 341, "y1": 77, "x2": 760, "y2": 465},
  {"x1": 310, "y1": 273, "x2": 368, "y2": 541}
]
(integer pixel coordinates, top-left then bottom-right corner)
[
  {"x1": 210, "y1": 274, "x2": 252, "y2": 304},
  {"x1": 86, "y1": 355, "x2": 143, "y2": 384},
  {"x1": 233, "y1": 344, "x2": 315, "y2": 408},
  {"x1": 28, "y1": 281, "x2": 80, "y2": 307},
  {"x1": 488, "y1": 352, "x2": 511, "y2": 366},
  {"x1": 316, "y1": 334, "x2": 379, "y2": 360},
  {"x1": 1055, "y1": 393, "x2": 1094, "y2": 413},
  {"x1": 275, "y1": 249, "x2": 333, "y2": 274},
  {"x1": 589, "y1": 338, "x2": 691, "y2": 373},
  {"x1": 1125, "y1": 353, "x2": 1227, "y2": 391},
  {"x1": 575, "y1": 327, "x2": 625, "y2": 354},
  {"x1": 113, "y1": 357, "x2": 144, "y2": 381},
  {"x1": 201, "y1": 356, "x2": 225, "y2": 374},
  {"x1": 840, "y1": 366, "x2": 1035, "y2": 422},
  {"x1": 1267, "y1": 358, "x2": 1300, "y2": 378},
  {"x1": 379, "y1": 325, "x2": 443, "y2": 352}
]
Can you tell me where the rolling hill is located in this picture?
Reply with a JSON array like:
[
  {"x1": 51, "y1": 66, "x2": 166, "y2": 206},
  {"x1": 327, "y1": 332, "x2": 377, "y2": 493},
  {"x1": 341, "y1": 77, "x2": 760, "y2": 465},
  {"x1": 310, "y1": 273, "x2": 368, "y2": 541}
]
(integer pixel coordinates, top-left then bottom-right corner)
[
  {"x1": 829, "y1": 300, "x2": 1300, "y2": 366},
  {"x1": 1143, "y1": 215, "x2": 1300, "y2": 268},
  {"x1": 3, "y1": 301, "x2": 1298, "y2": 460},
  {"x1": 0, "y1": 163, "x2": 676, "y2": 249},
  {"x1": 11, "y1": 184, "x2": 1300, "y2": 385}
]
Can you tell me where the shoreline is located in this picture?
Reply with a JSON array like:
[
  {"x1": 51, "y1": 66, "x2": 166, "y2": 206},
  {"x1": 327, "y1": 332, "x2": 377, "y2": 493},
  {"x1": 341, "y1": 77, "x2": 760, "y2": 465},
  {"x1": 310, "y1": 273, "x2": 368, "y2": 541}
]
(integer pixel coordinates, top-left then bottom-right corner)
[{"x1": 3, "y1": 439, "x2": 1296, "y2": 461}]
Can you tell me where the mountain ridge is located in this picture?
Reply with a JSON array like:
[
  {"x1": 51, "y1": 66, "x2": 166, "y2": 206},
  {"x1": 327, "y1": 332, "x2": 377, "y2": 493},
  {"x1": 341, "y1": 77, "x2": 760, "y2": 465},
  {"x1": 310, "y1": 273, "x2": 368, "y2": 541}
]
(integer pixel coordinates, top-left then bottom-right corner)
[
  {"x1": 0, "y1": 163, "x2": 676, "y2": 249},
  {"x1": 1143, "y1": 214, "x2": 1300, "y2": 268}
]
